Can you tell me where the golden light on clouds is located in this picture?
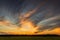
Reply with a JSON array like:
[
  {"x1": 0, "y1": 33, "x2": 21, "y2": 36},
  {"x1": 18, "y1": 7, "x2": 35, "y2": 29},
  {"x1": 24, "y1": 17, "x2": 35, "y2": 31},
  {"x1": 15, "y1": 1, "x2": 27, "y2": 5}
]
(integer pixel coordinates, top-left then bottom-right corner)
[
  {"x1": 0, "y1": 9, "x2": 60, "y2": 35},
  {"x1": 0, "y1": 19, "x2": 60, "y2": 35}
]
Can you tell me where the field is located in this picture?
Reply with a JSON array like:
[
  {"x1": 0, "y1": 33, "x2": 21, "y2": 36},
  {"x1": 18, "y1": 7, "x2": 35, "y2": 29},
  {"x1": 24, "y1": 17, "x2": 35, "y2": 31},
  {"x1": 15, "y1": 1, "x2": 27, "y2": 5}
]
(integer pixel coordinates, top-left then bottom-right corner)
[{"x1": 0, "y1": 35, "x2": 60, "y2": 40}]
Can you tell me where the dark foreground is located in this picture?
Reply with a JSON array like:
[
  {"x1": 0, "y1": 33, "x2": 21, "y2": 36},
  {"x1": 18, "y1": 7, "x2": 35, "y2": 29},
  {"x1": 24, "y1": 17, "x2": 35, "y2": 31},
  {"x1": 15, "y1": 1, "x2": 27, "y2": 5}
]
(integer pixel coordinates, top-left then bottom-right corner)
[{"x1": 0, "y1": 35, "x2": 60, "y2": 40}]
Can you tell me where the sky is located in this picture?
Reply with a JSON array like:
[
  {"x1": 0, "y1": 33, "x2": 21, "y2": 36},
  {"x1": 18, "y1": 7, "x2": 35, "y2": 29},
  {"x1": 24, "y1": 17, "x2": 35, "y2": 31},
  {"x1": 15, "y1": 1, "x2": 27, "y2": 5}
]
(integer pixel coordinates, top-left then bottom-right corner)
[{"x1": 0, "y1": 0, "x2": 60, "y2": 35}]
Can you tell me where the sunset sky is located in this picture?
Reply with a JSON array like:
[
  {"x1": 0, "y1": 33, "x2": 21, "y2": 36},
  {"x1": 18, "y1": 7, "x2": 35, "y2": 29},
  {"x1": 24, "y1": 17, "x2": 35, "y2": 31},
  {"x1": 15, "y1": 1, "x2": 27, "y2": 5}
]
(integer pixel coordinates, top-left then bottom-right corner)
[{"x1": 0, "y1": 0, "x2": 60, "y2": 35}]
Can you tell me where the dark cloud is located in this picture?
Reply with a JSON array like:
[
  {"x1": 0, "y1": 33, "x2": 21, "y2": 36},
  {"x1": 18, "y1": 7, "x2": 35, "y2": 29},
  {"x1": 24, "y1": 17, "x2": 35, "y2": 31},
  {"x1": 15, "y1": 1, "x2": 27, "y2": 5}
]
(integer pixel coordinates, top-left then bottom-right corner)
[{"x1": 0, "y1": 0, "x2": 60, "y2": 31}]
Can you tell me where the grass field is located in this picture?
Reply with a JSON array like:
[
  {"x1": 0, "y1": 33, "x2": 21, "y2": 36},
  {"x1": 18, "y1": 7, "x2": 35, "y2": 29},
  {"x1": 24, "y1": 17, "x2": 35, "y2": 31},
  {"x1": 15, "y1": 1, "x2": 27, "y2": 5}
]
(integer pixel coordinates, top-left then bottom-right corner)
[{"x1": 0, "y1": 35, "x2": 60, "y2": 40}]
